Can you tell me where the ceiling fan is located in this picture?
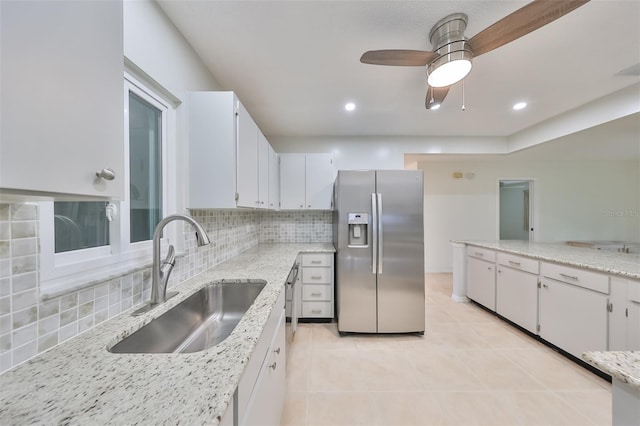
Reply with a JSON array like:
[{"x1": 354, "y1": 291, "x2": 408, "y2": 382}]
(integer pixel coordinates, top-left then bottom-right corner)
[{"x1": 360, "y1": 0, "x2": 590, "y2": 110}]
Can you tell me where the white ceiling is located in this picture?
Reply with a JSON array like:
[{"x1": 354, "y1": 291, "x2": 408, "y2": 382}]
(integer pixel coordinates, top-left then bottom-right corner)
[{"x1": 158, "y1": 0, "x2": 640, "y2": 139}]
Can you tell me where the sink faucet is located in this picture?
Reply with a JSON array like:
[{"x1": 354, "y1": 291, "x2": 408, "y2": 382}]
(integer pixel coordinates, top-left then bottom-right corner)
[
  {"x1": 150, "y1": 214, "x2": 211, "y2": 305},
  {"x1": 133, "y1": 214, "x2": 211, "y2": 316}
]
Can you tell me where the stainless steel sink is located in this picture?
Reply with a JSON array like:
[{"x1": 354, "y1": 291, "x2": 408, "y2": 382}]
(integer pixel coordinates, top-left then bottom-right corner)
[{"x1": 109, "y1": 280, "x2": 266, "y2": 354}]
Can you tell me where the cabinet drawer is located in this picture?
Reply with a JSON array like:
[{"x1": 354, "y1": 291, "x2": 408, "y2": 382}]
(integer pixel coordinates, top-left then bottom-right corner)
[
  {"x1": 629, "y1": 279, "x2": 640, "y2": 303},
  {"x1": 467, "y1": 247, "x2": 496, "y2": 262},
  {"x1": 302, "y1": 301, "x2": 333, "y2": 318},
  {"x1": 302, "y1": 284, "x2": 332, "y2": 301},
  {"x1": 541, "y1": 262, "x2": 609, "y2": 294},
  {"x1": 301, "y1": 253, "x2": 333, "y2": 267},
  {"x1": 302, "y1": 267, "x2": 332, "y2": 284},
  {"x1": 497, "y1": 253, "x2": 539, "y2": 275}
]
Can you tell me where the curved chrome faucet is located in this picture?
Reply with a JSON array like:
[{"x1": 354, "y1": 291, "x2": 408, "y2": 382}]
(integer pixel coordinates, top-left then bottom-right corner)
[{"x1": 133, "y1": 214, "x2": 210, "y2": 316}]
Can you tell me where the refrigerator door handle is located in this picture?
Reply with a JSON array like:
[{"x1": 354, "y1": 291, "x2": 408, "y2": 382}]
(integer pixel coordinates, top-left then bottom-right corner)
[
  {"x1": 371, "y1": 193, "x2": 377, "y2": 274},
  {"x1": 377, "y1": 193, "x2": 383, "y2": 274}
]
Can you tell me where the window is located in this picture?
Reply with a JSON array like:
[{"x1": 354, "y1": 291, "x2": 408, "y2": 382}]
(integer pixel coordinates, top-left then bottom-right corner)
[{"x1": 40, "y1": 73, "x2": 176, "y2": 287}]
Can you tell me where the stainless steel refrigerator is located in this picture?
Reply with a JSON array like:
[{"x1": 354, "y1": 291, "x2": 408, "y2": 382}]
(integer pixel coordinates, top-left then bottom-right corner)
[{"x1": 333, "y1": 170, "x2": 425, "y2": 334}]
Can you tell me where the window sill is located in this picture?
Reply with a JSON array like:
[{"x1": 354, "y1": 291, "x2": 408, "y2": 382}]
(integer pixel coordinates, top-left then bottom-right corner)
[{"x1": 40, "y1": 251, "x2": 186, "y2": 301}]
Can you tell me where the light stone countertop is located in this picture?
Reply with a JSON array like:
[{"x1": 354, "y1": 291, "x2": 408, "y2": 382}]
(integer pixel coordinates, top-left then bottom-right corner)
[
  {"x1": 583, "y1": 351, "x2": 640, "y2": 391},
  {"x1": 453, "y1": 240, "x2": 640, "y2": 280},
  {"x1": 0, "y1": 243, "x2": 335, "y2": 426}
]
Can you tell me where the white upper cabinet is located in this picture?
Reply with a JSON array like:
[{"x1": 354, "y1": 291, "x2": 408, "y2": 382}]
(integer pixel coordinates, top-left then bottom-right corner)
[
  {"x1": 188, "y1": 91, "x2": 278, "y2": 209},
  {"x1": 0, "y1": 0, "x2": 124, "y2": 199},
  {"x1": 280, "y1": 154, "x2": 306, "y2": 209},
  {"x1": 236, "y1": 101, "x2": 259, "y2": 208},
  {"x1": 257, "y1": 132, "x2": 270, "y2": 209},
  {"x1": 268, "y1": 146, "x2": 280, "y2": 209},
  {"x1": 280, "y1": 153, "x2": 335, "y2": 210}
]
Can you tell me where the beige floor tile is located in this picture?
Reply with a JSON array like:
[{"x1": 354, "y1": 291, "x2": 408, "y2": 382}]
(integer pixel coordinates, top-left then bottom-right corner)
[
  {"x1": 454, "y1": 350, "x2": 546, "y2": 391},
  {"x1": 310, "y1": 323, "x2": 357, "y2": 351},
  {"x1": 467, "y1": 322, "x2": 543, "y2": 350},
  {"x1": 555, "y1": 390, "x2": 612, "y2": 426},
  {"x1": 435, "y1": 391, "x2": 521, "y2": 425},
  {"x1": 281, "y1": 273, "x2": 612, "y2": 426},
  {"x1": 281, "y1": 391, "x2": 307, "y2": 426},
  {"x1": 503, "y1": 349, "x2": 608, "y2": 391},
  {"x1": 412, "y1": 350, "x2": 486, "y2": 391},
  {"x1": 494, "y1": 391, "x2": 597, "y2": 425},
  {"x1": 306, "y1": 392, "x2": 376, "y2": 426},
  {"x1": 369, "y1": 391, "x2": 449, "y2": 426},
  {"x1": 286, "y1": 343, "x2": 311, "y2": 392}
]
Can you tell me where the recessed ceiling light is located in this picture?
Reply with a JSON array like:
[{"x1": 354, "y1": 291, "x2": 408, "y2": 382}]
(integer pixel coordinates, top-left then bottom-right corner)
[
  {"x1": 345, "y1": 102, "x2": 356, "y2": 111},
  {"x1": 513, "y1": 101, "x2": 527, "y2": 110}
]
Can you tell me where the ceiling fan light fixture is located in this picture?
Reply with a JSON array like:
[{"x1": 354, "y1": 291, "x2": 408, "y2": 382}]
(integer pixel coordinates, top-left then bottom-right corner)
[{"x1": 426, "y1": 48, "x2": 473, "y2": 87}]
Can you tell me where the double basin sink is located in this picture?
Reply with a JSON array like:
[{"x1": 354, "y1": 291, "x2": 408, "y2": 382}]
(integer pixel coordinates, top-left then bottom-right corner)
[{"x1": 109, "y1": 280, "x2": 266, "y2": 354}]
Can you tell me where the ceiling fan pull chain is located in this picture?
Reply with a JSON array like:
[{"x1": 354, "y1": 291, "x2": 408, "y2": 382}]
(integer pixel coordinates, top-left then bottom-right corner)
[{"x1": 461, "y1": 78, "x2": 466, "y2": 111}]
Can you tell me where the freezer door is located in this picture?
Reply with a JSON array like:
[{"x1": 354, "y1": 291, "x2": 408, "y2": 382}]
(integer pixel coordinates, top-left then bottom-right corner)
[
  {"x1": 376, "y1": 170, "x2": 425, "y2": 333},
  {"x1": 335, "y1": 170, "x2": 378, "y2": 333}
]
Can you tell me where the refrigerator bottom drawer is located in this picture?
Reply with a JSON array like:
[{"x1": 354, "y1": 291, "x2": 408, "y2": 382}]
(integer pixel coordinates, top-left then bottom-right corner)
[{"x1": 302, "y1": 301, "x2": 333, "y2": 318}]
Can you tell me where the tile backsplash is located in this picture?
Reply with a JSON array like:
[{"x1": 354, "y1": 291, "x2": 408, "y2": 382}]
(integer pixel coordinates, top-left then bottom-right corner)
[{"x1": 0, "y1": 203, "x2": 332, "y2": 374}]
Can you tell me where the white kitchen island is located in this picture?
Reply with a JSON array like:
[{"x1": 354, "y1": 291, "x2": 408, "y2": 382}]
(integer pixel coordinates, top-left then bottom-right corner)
[{"x1": 452, "y1": 240, "x2": 640, "y2": 366}]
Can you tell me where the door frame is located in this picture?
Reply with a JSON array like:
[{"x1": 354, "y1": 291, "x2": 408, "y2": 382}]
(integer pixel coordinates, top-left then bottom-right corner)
[{"x1": 497, "y1": 178, "x2": 535, "y2": 241}]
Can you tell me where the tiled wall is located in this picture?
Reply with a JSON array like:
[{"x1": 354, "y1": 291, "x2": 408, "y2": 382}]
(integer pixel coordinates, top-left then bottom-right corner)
[
  {"x1": 0, "y1": 204, "x2": 332, "y2": 374},
  {"x1": 259, "y1": 210, "x2": 333, "y2": 243}
]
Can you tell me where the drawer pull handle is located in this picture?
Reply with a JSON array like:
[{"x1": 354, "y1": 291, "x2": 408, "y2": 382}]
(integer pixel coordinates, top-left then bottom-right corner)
[
  {"x1": 508, "y1": 261, "x2": 521, "y2": 266},
  {"x1": 311, "y1": 276, "x2": 322, "y2": 279},
  {"x1": 474, "y1": 252, "x2": 484, "y2": 256},
  {"x1": 311, "y1": 260, "x2": 322, "y2": 264},
  {"x1": 269, "y1": 362, "x2": 277, "y2": 370},
  {"x1": 559, "y1": 273, "x2": 578, "y2": 280},
  {"x1": 312, "y1": 309, "x2": 322, "y2": 314},
  {"x1": 488, "y1": 267, "x2": 492, "y2": 271},
  {"x1": 542, "y1": 283, "x2": 549, "y2": 288},
  {"x1": 274, "y1": 347, "x2": 281, "y2": 355},
  {"x1": 311, "y1": 292, "x2": 322, "y2": 296}
]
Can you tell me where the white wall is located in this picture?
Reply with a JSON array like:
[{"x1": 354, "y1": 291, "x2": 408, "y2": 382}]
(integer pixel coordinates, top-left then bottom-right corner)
[
  {"x1": 123, "y1": 0, "x2": 222, "y2": 213},
  {"x1": 420, "y1": 159, "x2": 640, "y2": 272}
]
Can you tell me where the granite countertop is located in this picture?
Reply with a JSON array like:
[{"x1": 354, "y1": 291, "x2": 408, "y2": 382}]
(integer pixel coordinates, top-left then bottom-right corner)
[
  {"x1": 0, "y1": 243, "x2": 334, "y2": 425},
  {"x1": 583, "y1": 351, "x2": 640, "y2": 391},
  {"x1": 453, "y1": 240, "x2": 640, "y2": 280}
]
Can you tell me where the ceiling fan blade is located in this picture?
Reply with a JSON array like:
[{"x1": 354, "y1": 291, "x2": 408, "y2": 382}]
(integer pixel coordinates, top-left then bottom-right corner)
[
  {"x1": 360, "y1": 49, "x2": 438, "y2": 66},
  {"x1": 468, "y1": 0, "x2": 590, "y2": 57},
  {"x1": 425, "y1": 85, "x2": 450, "y2": 109}
]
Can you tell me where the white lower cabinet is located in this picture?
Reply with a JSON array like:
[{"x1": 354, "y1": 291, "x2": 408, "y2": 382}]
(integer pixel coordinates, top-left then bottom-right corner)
[
  {"x1": 496, "y1": 266, "x2": 539, "y2": 334},
  {"x1": 609, "y1": 277, "x2": 640, "y2": 351},
  {"x1": 242, "y1": 309, "x2": 286, "y2": 426},
  {"x1": 467, "y1": 254, "x2": 496, "y2": 311},
  {"x1": 237, "y1": 290, "x2": 286, "y2": 426},
  {"x1": 538, "y1": 277, "x2": 608, "y2": 359},
  {"x1": 300, "y1": 253, "x2": 334, "y2": 319}
]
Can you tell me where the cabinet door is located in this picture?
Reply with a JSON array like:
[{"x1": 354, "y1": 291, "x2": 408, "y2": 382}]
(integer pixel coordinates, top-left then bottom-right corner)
[
  {"x1": 236, "y1": 101, "x2": 258, "y2": 208},
  {"x1": 268, "y1": 146, "x2": 280, "y2": 209},
  {"x1": 1, "y1": 0, "x2": 124, "y2": 199},
  {"x1": 628, "y1": 302, "x2": 640, "y2": 350},
  {"x1": 539, "y1": 278, "x2": 608, "y2": 359},
  {"x1": 279, "y1": 154, "x2": 306, "y2": 209},
  {"x1": 609, "y1": 277, "x2": 629, "y2": 351},
  {"x1": 467, "y1": 256, "x2": 496, "y2": 311},
  {"x1": 242, "y1": 310, "x2": 286, "y2": 426},
  {"x1": 257, "y1": 132, "x2": 270, "y2": 208},
  {"x1": 305, "y1": 154, "x2": 335, "y2": 209},
  {"x1": 496, "y1": 267, "x2": 538, "y2": 333}
]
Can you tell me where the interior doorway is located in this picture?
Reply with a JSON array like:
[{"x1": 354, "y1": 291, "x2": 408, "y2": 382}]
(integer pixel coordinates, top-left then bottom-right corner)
[{"x1": 499, "y1": 180, "x2": 534, "y2": 241}]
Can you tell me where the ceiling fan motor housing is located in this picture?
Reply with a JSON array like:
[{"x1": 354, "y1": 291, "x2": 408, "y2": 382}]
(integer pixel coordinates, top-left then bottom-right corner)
[{"x1": 427, "y1": 13, "x2": 473, "y2": 87}]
